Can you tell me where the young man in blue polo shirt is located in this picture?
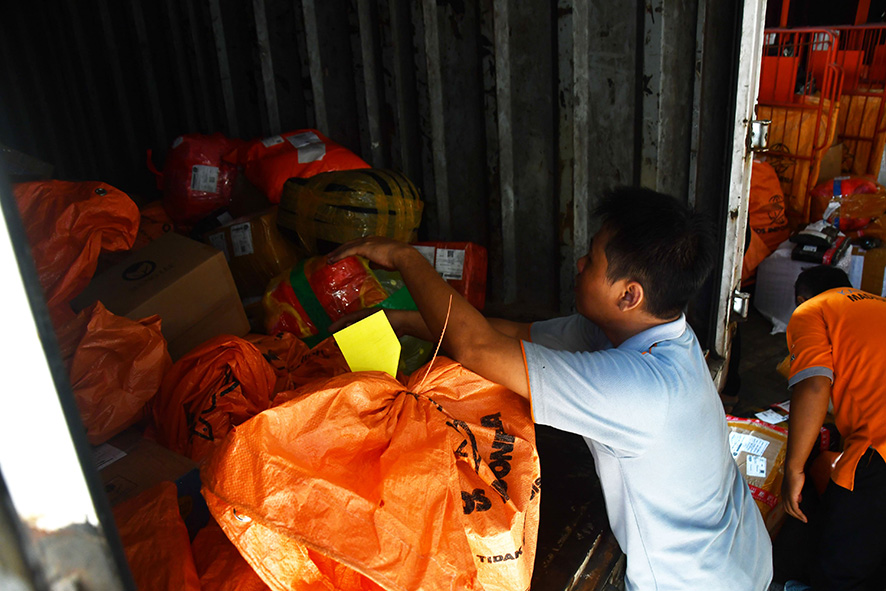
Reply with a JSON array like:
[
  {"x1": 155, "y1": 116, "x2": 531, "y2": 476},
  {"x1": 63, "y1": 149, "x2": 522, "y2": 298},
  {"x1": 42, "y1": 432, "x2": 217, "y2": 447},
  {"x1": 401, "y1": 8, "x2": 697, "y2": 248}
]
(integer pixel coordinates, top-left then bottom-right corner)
[{"x1": 329, "y1": 187, "x2": 772, "y2": 590}]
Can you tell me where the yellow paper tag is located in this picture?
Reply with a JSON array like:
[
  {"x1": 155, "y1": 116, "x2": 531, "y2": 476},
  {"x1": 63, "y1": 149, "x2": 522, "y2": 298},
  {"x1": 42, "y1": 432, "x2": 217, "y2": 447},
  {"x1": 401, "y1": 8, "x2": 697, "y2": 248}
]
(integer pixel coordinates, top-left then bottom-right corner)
[{"x1": 333, "y1": 310, "x2": 401, "y2": 377}]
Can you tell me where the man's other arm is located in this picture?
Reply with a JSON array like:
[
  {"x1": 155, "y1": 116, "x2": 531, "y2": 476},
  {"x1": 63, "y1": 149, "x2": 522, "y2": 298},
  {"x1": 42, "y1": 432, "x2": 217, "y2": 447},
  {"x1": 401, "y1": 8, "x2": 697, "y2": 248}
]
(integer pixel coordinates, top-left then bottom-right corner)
[{"x1": 782, "y1": 375, "x2": 832, "y2": 523}]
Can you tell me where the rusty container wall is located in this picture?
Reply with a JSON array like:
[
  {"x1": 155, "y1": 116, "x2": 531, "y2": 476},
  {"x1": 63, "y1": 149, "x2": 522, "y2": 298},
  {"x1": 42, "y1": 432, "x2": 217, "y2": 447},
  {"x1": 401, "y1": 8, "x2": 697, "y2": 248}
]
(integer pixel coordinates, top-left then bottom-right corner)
[{"x1": 0, "y1": 0, "x2": 742, "y2": 348}]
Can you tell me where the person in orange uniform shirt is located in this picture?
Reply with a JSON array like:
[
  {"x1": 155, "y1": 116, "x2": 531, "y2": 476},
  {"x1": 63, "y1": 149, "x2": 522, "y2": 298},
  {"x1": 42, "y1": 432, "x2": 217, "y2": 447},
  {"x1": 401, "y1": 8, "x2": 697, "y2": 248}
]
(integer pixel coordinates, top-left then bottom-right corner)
[{"x1": 783, "y1": 265, "x2": 886, "y2": 589}]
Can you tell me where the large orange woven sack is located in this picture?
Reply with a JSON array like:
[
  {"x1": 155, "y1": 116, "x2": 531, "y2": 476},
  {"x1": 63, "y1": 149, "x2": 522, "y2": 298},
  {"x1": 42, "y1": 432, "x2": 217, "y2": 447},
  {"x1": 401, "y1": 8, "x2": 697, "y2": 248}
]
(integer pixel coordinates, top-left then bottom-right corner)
[
  {"x1": 192, "y1": 520, "x2": 271, "y2": 591},
  {"x1": 56, "y1": 302, "x2": 171, "y2": 445},
  {"x1": 112, "y1": 481, "x2": 201, "y2": 591},
  {"x1": 152, "y1": 335, "x2": 276, "y2": 462},
  {"x1": 201, "y1": 358, "x2": 540, "y2": 591},
  {"x1": 224, "y1": 129, "x2": 369, "y2": 204},
  {"x1": 13, "y1": 180, "x2": 140, "y2": 326}
]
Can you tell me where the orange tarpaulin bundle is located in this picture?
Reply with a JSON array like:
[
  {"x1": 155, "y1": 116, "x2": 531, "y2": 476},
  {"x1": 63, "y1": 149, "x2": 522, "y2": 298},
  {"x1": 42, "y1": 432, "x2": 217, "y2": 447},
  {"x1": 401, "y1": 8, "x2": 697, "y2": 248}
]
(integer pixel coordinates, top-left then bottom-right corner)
[
  {"x1": 743, "y1": 160, "x2": 791, "y2": 285},
  {"x1": 112, "y1": 481, "x2": 201, "y2": 591},
  {"x1": 246, "y1": 332, "x2": 352, "y2": 398},
  {"x1": 192, "y1": 520, "x2": 271, "y2": 591},
  {"x1": 56, "y1": 302, "x2": 171, "y2": 445},
  {"x1": 201, "y1": 358, "x2": 541, "y2": 591},
  {"x1": 152, "y1": 335, "x2": 277, "y2": 462},
  {"x1": 12, "y1": 180, "x2": 140, "y2": 326}
]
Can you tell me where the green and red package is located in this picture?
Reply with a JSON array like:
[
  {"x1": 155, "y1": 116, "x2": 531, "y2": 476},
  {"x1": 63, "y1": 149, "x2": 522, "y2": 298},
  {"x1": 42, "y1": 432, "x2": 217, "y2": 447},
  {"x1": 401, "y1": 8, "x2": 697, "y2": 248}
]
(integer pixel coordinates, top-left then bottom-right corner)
[{"x1": 263, "y1": 255, "x2": 413, "y2": 346}]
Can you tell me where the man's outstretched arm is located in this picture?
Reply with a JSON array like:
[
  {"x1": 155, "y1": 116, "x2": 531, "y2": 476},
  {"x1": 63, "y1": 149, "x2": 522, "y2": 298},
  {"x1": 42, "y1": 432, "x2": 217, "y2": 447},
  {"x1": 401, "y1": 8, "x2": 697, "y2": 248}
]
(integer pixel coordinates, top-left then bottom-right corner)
[
  {"x1": 782, "y1": 375, "x2": 832, "y2": 523},
  {"x1": 329, "y1": 238, "x2": 530, "y2": 399}
]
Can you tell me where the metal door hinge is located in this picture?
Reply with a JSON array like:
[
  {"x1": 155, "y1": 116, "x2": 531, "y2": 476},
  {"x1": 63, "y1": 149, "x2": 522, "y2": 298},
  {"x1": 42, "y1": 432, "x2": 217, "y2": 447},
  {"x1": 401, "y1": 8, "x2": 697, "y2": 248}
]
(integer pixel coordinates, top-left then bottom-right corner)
[
  {"x1": 747, "y1": 119, "x2": 770, "y2": 153},
  {"x1": 732, "y1": 290, "x2": 750, "y2": 322}
]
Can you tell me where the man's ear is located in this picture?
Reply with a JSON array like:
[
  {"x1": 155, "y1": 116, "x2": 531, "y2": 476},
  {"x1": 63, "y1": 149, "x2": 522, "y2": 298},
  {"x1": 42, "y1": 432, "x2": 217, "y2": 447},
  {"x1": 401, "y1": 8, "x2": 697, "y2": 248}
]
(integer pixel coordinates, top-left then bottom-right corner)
[{"x1": 617, "y1": 281, "x2": 645, "y2": 312}]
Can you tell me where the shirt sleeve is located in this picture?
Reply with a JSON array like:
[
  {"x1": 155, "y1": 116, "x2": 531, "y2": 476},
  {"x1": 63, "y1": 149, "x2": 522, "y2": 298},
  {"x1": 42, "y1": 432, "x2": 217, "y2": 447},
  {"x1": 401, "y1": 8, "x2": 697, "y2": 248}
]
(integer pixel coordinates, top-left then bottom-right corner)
[
  {"x1": 529, "y1": 314, "x2": 609, "y2": 352},
  {"x1": 523, "y1": 342, "x2": 669, "y2": 456},
  {"x1": 786, "y1": 303, "x2": 835, "y2": 388}
]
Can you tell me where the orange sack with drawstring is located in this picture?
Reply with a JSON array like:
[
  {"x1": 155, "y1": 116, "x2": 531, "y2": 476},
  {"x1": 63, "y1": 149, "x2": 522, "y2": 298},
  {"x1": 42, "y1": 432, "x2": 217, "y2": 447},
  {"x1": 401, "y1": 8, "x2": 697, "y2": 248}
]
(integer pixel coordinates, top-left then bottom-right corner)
[
  {"x1": 112, "y1": 481, "x2": 201, "y2": 591},
  {"x1": 245, "y1": 332, "x2": 352, "y2": 398},
  {"x1": 56, "y1": 302, "x2": 172, "y2": 445},
  {"x1": 152, "y1": 335, "x2": 276, "y2": 462},
  {"x1": 201, "y1": 357, "x2": 541, "y2": 591},
  {"x1": 12, "y1": 180, "x2": 140, "y2": 326}
]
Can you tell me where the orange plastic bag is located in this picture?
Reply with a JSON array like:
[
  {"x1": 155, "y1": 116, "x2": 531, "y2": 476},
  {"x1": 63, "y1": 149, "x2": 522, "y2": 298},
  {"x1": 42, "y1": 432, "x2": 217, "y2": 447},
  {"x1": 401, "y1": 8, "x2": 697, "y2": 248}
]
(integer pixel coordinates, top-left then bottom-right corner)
[
  {"x1": 13, "y1": 180, "x2": 140, "y2": 326},
  {"x1": 56, "y1": 302, "x2": 171, "y2": 445},
  {"x1": 201, "y1": 358, "x2": 540, "y2": 591},
  {"x1": 152, "y1": 335, "x2": 277, "y2": 462},
  {"x1": 224, "y1": 129, "x2": 369, "y2": 204},
  {"x1": 192, "y1": 520, "x2": 271, "y2": 591},
  {"x1": 112, "y1": 481, "x2": 201, "y2": 591},
  {"x1": 743, "y1": 161, "x2": 792, "y2": 284}
]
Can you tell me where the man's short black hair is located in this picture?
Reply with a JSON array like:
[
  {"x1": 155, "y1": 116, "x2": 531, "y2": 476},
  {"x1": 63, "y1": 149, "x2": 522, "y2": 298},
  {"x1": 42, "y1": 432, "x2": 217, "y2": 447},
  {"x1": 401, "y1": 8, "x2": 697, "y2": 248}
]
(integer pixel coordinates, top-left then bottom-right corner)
[
  {"x1": 594, "y1": 187, "x2": 716, "y2": 319},
  {"x1": 794, "y1": 265, "x2": 852, "y2": 302}
]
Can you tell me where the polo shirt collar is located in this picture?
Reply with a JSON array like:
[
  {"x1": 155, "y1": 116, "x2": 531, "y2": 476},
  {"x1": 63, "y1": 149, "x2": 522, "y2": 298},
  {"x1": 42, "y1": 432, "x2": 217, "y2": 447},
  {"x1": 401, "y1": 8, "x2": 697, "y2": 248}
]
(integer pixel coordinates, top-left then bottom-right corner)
[{"x1": 618, "y1": 314, "x2": 687, "y2": 353}]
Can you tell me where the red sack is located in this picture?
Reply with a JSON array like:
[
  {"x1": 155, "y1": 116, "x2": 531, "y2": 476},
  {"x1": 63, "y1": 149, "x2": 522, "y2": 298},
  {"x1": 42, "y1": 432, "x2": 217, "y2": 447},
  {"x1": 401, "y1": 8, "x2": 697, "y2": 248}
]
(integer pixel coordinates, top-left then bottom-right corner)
[
  {"x1": 112, "y1": 481, "x2": 201, "y2": 591},
  {"x1": 192, "y1": 520, "x2": 271, "y2": 591},
  {"x1": 224, "y1": 129, "x2": 369, "y2": 204},
  {"x1": 152, "y1": 335, "x2": 276, "y2": 462},
  {"x1": 201, "y1": 358, "x2": 541, "y2": 591},
  {"x1": 808, "y1": 176, "x2": 880, "y2": 224},
  {"x1": 56, "y1": 302, "x2": 171, "y2": 445},
  {"x1": 262, "y1": 255, "x2": 390, "y2": 345},
  {"x1": 13, "y1": 180, "x2": 140, "y2": 326},
  {"x1": 413, "y1": 242, "x2": 488, "y2": 310},
  {"x1": 149, "y1": 133, "x2": 244, "y2": 225}
]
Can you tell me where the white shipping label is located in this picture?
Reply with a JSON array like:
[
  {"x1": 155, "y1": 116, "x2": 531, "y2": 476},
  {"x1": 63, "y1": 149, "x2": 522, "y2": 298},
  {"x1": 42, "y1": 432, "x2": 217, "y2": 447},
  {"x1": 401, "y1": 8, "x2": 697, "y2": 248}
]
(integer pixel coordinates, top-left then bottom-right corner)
[
  {"x1": 729, "y1": 433, "x2": 771, "y2": 458},
  {"x1": 746, "y1": 455, "x2": 768, "y2": 478},
  {"x1": 208, "y1": 232, "x2": 230, "y2": 261},
  {"x1": 729, "y1": 432, "x2": 745, "y2": 459},
  {"x1": 755, "y1": 409, "x2": 787, "y2": 425},
  {"x1": 740, "y1": 435, "x2": 770, "y2": 457},
  {"x1": 774, "y1": 400, "x2": 791, "y2": 413},
  {"x1": 287, "y1": 131, "x2": 327, "y2": 163},
  {"x1": 435, "y1": 248, "x2": 465, "y2": 280},
  {"x1": 230, "y1": 222, "x2": 254, "y2": 257},
  {"x1": 93, "y1": 443, "x2": 126, "y2": 470},
  {"x1": 414, "y1": 245, "x2": 436, "y2": 266},
  {"x1": 190, "y1": 165, "x2": 220, "y2": 193},
  {"x1": 261, "y1": 135, "x2": 285, "y2": 148}
]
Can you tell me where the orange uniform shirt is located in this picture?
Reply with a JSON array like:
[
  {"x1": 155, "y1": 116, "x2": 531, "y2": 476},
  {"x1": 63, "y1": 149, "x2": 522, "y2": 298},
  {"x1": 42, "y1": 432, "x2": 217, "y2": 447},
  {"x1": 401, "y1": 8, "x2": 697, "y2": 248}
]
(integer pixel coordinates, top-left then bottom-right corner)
[{"x1": 787, "y1": 287, "x2": 886, "y2": 491}]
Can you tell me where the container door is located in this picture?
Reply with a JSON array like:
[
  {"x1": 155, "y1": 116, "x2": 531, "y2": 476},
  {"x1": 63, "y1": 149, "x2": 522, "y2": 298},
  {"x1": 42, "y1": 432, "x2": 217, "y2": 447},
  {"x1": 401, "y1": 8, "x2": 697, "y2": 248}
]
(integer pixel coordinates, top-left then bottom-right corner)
[{"x1": 709, "y1": 0, "x2": 768, "y2": 389}]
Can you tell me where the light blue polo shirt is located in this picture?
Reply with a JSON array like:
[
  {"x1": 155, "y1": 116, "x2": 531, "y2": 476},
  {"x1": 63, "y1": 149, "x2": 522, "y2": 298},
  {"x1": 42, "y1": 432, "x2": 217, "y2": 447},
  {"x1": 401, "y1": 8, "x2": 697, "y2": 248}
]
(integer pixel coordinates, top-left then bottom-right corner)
[{"x1": 524, "y1": 314, "x2": 771, "y2": 591}]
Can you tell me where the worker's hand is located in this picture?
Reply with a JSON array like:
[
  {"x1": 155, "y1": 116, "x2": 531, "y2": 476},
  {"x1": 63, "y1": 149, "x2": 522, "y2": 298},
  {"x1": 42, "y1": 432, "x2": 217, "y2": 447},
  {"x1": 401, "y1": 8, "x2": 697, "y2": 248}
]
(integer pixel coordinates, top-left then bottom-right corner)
[
  {"x1": 782, "y1": 468, "x2": 808, "y2": 523},
  {"x1": 327, "y1": 237, "x2": 415, "y2": 271}
]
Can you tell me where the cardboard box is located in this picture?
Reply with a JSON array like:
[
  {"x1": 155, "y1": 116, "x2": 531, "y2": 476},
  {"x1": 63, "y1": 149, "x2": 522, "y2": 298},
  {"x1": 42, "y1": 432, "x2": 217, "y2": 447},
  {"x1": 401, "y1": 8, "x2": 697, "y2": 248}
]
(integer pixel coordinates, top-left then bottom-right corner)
[
  {"x1": 817, "y1": 142, "x2": 844, "y2": 185},
  {"x1": 202, "y1": 207, "x2": 301, "y2": 331},
  {"x1": 849, "y1": 246, "x2": 886, "y2": 297},
  {"x1": 96, "y1": 429, "x2": 209, "y2": 538},
  {"x1": 72, "y1": 232, "x2": 249, "y2": 359}
]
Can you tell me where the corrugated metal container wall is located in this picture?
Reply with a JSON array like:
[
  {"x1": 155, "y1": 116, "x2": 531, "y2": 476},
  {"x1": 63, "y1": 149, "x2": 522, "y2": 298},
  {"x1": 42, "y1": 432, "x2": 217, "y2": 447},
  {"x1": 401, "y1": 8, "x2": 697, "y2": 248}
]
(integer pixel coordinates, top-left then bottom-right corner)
[{"x1": 0, "y1": 0, "x2": 743, "y2": 349}]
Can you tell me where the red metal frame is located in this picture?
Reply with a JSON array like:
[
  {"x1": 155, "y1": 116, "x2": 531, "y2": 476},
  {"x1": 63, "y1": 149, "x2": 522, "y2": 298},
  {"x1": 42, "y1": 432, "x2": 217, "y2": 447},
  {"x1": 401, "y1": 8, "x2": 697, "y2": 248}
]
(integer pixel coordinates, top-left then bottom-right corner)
[
  {"x1": 830, "y1": 24, "x2": 886, "y2": 177},
  {"x1": 758, "y1": 28, "x2": 844, "y2": 224}
]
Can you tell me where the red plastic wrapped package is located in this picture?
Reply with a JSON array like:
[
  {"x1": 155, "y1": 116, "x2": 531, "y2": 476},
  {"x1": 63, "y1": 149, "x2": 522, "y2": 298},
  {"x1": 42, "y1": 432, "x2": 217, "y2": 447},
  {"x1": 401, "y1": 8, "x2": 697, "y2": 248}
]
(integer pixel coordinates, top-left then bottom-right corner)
[
  {"x1": 413, "y1": 242, "x2": 488, "y2": 310},
  {"x1": 262, "y1": 255, "x2": 390, "y2": 345},
  {"x1": 808, "y1": 176, "x2": 880, "y2": 224},
  {"x1": 152, "y1": 335, "x2": 276, "y2": 462},
  {"x1": 56, "y1": 302, "x2": 172, "y2": 445},
  {"x1": 148, "y1": 133, "x2": 244, "y2": 225},
  {"x1": 13, "y1": 180, "x2": 140, "y2": 327},
  {"x1": 223, "y1": 129, "x2": 369, "y2": 204},
  {"x1": 112, "y1": 481, "x2": 201, "y2": 591},
  {"x1": 201, "y1": 358, "x2": 540, "y2": 591}
]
